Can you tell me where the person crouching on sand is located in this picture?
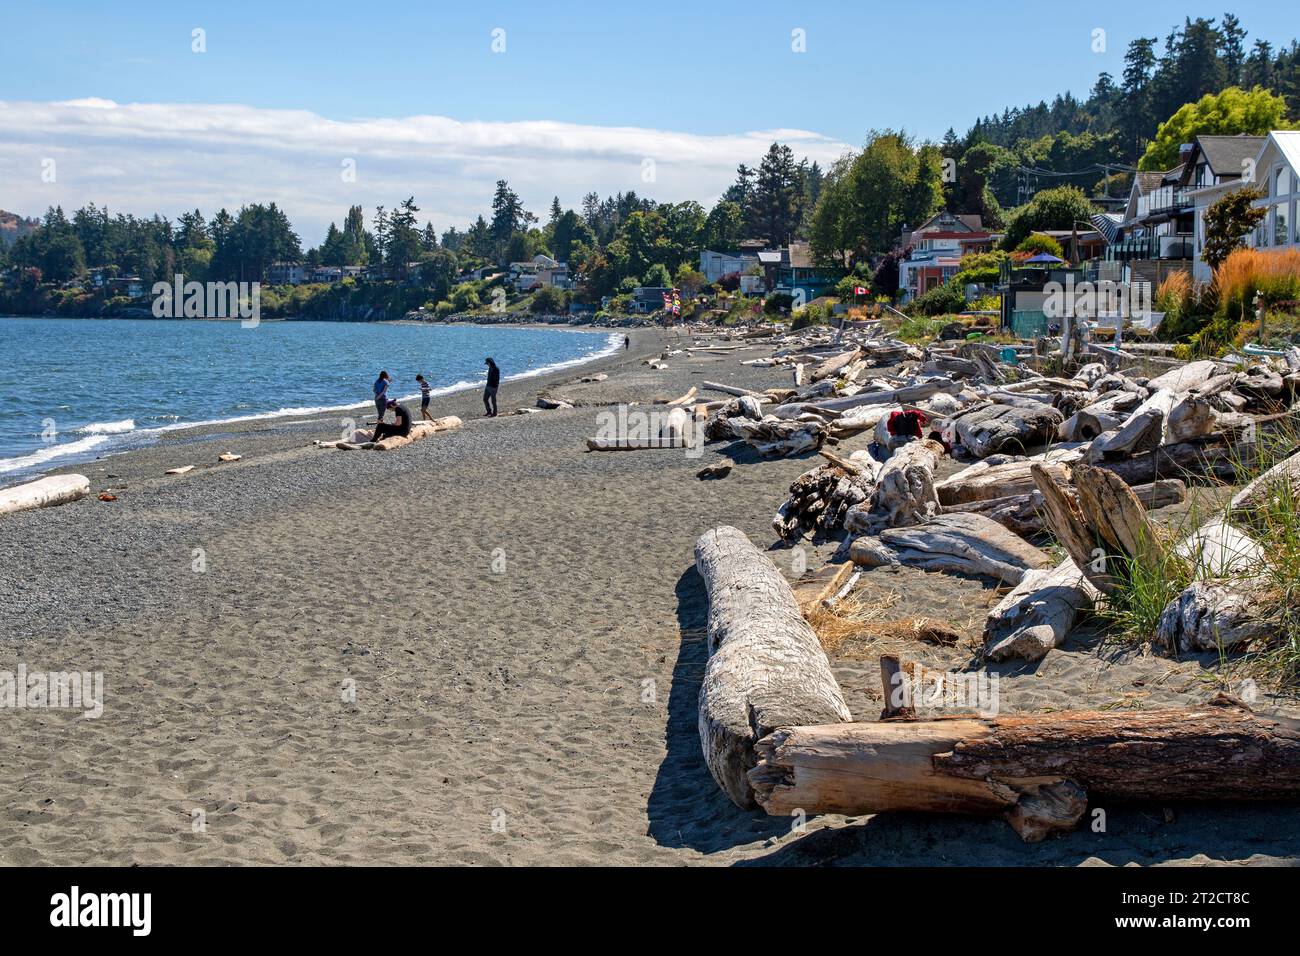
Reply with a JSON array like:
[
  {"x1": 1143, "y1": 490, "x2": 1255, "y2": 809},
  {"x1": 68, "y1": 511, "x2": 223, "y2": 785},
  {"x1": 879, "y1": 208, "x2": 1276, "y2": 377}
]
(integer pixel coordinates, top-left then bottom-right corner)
[
  {"x1": 373, "y1": 370, "x2": 391, "y2": 424},
  {"x1": 483, "y1": 357, "x2": 500, "y2": 417},
  {"x1": 415, "y1": 373, "x2": 433, "y2": 421},
  {"x1": 371, "y1": 400, "x2": 412, "y2": 443}
]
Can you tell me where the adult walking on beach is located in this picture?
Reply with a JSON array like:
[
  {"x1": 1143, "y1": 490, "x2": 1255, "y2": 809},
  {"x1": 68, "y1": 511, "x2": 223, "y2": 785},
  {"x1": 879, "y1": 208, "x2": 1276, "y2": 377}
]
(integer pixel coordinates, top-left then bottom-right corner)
[
  {"x1": 371, "y1": 400, "x2": 412, "y2": 443},
  {"x1": 483, "y1": 357, "x2": 500, "y2": 417},
  {"x1": 373, "y1": 371, "x2": 391, "y2": 424},
  {"x1": 415, "y1": 374, "x2": 434, "y2": 421}
]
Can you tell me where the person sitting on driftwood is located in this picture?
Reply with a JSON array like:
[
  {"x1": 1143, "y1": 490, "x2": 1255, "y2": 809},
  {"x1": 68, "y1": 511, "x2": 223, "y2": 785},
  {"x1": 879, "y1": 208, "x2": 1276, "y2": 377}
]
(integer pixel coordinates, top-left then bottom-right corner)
[{"x1": 371, "y1": 400, "x2": 412, "y2": 443}]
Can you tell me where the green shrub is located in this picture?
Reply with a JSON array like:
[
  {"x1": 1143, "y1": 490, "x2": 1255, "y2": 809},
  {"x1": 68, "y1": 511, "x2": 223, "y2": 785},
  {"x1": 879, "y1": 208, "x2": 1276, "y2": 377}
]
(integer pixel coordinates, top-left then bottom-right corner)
[{"x1": 909, "y1": 279, "x2": 967, "y2": 316}]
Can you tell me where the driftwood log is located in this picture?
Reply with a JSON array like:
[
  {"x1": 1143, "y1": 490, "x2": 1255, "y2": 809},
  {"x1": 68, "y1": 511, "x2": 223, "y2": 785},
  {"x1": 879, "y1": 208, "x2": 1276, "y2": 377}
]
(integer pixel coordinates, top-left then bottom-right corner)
[
  {"x1": 749, "y1": 698, "x2": 1300, "y2": 841},
  {"x1": 944, "y1": 478, "x2": 1185, "y2": 539},
  {"x1": 1230, "y1": 447, "x2": 1300, "y2": 523},
  {"x1": 1030, "y1": 463, "x2": 1164, "y2": 593},
  {"x1": 936, "y1": 449, "x2": 1085, "y2": 506},
  {"x1": 694, "y1": 526, "x2": 852, "y2": 808},
  {"x1": 1157, "y1": 578, "x2": 1275, "y2": 654},
  {"x1": 771, "y1": 379, "x2": 962, "y2": 419},
  {"x1": 844, "y1": 439, "x2": 942, "y2": 535},
  {"x1": 952, "y1": 402, "x2": 1063, "y2": 459},
  {"x1": 983, "y1": 558, "x2": 1100, "y2": 661},
  {"x1": 851, "y1": 512, "x2": 1052, "y2": 584},
  {"x1": 0, "y1": 474, "x2": 91, "y2": 516}
]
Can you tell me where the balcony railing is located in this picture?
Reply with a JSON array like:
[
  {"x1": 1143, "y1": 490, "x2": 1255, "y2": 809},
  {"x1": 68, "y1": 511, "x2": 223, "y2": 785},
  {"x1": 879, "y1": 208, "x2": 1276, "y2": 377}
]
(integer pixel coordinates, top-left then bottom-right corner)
[
  {"x1": 1104, "y1": 236, "x2": 1193, "y2": 262},
  {"x1": 1137, "y1": 186, "x2": 1192, "y2": 218}
]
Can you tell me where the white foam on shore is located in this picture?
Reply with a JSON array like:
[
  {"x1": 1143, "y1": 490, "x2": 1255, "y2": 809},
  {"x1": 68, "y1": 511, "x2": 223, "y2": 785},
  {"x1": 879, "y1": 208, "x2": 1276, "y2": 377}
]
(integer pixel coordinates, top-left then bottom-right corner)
[
  {"x1": 0, "y1": 434, "x2": 110, "y2": 475},
  {"x1": 77, "y1": 418, "x2": 136, "y2": 435},
  {"x1": 0, "y1": 328, "x2": 622, "y2": 483}
]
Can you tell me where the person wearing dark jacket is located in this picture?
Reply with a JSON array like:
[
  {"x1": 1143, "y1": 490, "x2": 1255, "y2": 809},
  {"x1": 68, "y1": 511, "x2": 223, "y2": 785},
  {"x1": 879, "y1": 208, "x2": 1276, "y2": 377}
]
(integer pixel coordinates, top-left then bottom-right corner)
[
  {"x1": 371, "y1": 400, "x2": 412, "y2": 443},
  {"x1": 483, "y1": 357, "x2": 500, "y2": 417}
]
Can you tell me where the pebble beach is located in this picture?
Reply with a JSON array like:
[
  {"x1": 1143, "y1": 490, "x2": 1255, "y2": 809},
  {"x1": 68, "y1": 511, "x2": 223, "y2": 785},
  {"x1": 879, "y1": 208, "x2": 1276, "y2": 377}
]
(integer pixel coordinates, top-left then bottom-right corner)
[{"x1": 2, "y1": 326, "x2": 1298, "y2": 866}]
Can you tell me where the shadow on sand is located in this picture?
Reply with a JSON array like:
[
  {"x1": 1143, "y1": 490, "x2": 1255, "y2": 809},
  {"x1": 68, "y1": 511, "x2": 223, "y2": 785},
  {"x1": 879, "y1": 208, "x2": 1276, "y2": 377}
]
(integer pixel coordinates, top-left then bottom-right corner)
[{"x1": 645, "y1": 566, "x2": 786, "y2": 853}]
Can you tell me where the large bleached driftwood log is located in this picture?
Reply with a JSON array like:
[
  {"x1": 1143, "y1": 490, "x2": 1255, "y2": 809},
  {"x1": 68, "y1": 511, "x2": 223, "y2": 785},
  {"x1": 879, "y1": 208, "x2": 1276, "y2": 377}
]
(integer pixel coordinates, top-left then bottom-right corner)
[
  {"x1": 1157, "y1": 578, "x2": 1275, "y2": 654},
  {"x1": 810, "y1": 347, "x2": 862, "y2": 381},
  {"x1": 0, "y1": 474, "x2": 91, "y2": 516},
  {"x1": 1230, "y1": 447, "x2": 1300, "y2": 523},
  {"x1": 935, "y1": 447, "x2": 1086, "y2": 506},
  {"x1": 694, "y1": 526, "x2": 852, "y2": 809},
  {"x1": 852, "y1": 512, "x2": 1052, "y2": 584},
  {"x1": 727, "y1": 418, "x2": 827, "y2": 458},
  {"x1": 1146, "y1": 359, "x2": 1226, "y2": 394},
  {"x1": 315, "y1": 416, "x2": 462, "y2": 451},
  {"x1": 844, "y1": 439, "x2": 943, "y2": 535},
  {"x1": 984, "y1": 558, "x2": 1100, "y2": 661},
  {"x1": 748, "y1": 700, "x2": 1300, "y2": 841},
  {"x1": 945, "y1": 479, "x2": 1185, "y2": 540},
  {"x1": 1086, "y1": 389, "x2": 1176, "y2": 460},
  {"x1": 952, "y1": 402, "x2": 1063, "y2": 459}
]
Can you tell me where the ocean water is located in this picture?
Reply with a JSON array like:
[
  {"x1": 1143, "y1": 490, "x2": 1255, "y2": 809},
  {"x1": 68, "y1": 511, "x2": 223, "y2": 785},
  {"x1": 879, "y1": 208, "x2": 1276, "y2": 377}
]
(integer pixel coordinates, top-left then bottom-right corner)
[{"x1": 0, "y1": 317, "x2": 618, "y2": 485}]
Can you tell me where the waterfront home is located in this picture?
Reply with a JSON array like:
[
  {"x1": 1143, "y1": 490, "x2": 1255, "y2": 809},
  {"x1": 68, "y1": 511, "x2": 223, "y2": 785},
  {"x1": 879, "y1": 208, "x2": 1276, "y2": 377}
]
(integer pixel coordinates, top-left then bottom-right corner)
[
  {"x1": 898, "y1": 212, "x2": 999, "y2": 303},
  {"x1": 267, "y1": 262, "x2": 307, "y2": 285},
  {"x1": 510, "y1": 254, "x2": 571, "y2": 293},
  {"x1": 106, "y1": 276, "x2": 144, "y2": 298},
  {"x1": 1109, "y1": 158, "x2": 1203, "y2": 287},
  {"x1": 699, "y1": 249, "x2": 760, "y2": 284},
  {"x1": 772, "y1": 241, "x2": 846, "y2": 303},
  {"x1": 1246, "y1": 131, "x2": 1300, "y2": 257},
  {"x1": 1176, "y1": 135, "x2": 1268, "y2": 281},
  {"x1": 629, "y1": 286, "x2": 671, "y2": 313}
]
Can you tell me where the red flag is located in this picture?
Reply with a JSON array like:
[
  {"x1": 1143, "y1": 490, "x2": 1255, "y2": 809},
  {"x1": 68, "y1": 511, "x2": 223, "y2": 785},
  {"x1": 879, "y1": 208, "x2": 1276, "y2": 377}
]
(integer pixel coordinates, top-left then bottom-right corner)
[{"x1": 854, "y1": 286, "x2": 868, "y2": 296}]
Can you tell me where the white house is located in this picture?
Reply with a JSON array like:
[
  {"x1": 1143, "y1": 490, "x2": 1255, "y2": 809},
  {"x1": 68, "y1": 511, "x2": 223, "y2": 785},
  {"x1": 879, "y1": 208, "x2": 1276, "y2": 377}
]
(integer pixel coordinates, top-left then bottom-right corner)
[
  {"x1": 267, "y1": 262, "x2": 307, "y2": 285},
  {"x1": 1179, "y1": 135, "x2": 1267, "y2": 282},
  {"x1": 1189, "y1": 131, "x2": 1300, "y2": 281},
  {"x1": 699, "y1": 249, "x2": 759, "y2": 284},
  {"x1": 510, "y1": 254, "x2": 571, "y2": 293},
  {"x1": 1249, "y1": 131, "x2": 1300, "y2": 255}
]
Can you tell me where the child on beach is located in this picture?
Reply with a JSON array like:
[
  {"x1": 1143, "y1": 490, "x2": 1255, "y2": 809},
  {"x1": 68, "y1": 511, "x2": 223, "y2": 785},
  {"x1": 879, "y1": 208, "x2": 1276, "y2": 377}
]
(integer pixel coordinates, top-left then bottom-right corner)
[
  {"x1": 415, "y1": 374, "x2": 433, "y2": 421},
  {"x1": 373, "y1": 371, "x2": 391, "y2": 423}
]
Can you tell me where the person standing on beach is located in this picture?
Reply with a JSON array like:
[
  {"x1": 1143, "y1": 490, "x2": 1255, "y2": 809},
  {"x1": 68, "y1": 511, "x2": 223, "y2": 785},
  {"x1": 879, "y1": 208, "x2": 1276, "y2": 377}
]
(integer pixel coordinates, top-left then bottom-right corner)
[
  {"x1": 373, "y1": 371, "x2": 391, "y2": 424},
  {"x1": 483, "y1": 357, "x2": 500, "y2": 417},
  {"x1": 415, "y1": 374, "x2": 433, "y2": 421},
  {"x1": 624, "y1": 335, "x2": 630, "y2": 350}
]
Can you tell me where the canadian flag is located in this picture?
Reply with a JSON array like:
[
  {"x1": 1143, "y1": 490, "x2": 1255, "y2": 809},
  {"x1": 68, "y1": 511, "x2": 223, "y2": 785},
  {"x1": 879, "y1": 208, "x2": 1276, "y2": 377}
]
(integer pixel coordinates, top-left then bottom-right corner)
[{"x1": 854, "y1": 286, "x2": 868, "y2": 296}]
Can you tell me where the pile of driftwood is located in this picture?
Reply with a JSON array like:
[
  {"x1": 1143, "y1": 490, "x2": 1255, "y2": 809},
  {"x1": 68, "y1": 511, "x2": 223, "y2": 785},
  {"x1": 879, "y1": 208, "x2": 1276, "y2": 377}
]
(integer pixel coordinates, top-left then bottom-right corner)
[
  {"x1": 694, "y1": 524, "x2": 1300, "y2": 842},
  {"x1": 766, "y1": 341, "x2": 1300, "y2": 662}
]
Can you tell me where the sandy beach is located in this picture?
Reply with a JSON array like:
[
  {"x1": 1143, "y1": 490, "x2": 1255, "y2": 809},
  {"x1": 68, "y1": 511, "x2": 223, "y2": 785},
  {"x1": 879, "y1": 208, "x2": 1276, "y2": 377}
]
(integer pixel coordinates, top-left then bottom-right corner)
[{"x1": 2, "y1": 327, "x2": 1297, "y2": 867}]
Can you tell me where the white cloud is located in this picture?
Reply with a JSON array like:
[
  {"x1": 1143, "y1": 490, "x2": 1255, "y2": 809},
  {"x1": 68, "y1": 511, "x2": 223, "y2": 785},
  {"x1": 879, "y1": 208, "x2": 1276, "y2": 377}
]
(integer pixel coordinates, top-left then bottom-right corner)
[{"x1": 0, "y1": 98, "x2": 850, "y2": 244}]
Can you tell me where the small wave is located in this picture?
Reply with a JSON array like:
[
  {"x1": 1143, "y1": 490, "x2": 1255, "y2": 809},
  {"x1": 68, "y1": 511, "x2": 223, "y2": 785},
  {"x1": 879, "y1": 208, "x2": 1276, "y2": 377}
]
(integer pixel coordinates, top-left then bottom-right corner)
[
  {"x1": 77, "y1": 418, "x2": 135, "y2": 435},
  {"x1": 0, "y1": 435, "x2": 110, "y2": 475}
]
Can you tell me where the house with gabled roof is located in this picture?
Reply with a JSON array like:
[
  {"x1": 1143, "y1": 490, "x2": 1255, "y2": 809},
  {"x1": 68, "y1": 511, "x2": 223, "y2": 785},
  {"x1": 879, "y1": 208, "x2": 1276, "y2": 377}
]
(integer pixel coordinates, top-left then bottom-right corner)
[{"x1": 1177, "y1": 134, "x2": 1268, "y2": 281}]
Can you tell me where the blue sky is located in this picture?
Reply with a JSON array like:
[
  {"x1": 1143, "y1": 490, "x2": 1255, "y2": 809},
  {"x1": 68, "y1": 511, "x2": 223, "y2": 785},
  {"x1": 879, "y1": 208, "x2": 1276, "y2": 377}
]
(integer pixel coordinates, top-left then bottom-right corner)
[{"x1": 1, "y1": 1, "x2": 1296, "y2": 242}]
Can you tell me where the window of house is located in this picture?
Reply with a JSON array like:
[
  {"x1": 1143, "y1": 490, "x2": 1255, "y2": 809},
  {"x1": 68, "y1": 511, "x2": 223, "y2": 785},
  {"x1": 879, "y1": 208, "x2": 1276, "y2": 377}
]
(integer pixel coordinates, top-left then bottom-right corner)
[
  {"x1": 1276, "y1": 203, "x2": 1293, "y2": 246},
  {"x1": 1278, "y1": 167, "x2": 1293, "y2": 197}
]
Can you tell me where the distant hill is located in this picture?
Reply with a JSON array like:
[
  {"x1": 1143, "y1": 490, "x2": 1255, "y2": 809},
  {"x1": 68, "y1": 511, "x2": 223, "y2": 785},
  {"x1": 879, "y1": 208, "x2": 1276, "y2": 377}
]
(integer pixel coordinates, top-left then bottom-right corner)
[{"x1": 0, "y1": 210, "x2": 39, "y2": 247}]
